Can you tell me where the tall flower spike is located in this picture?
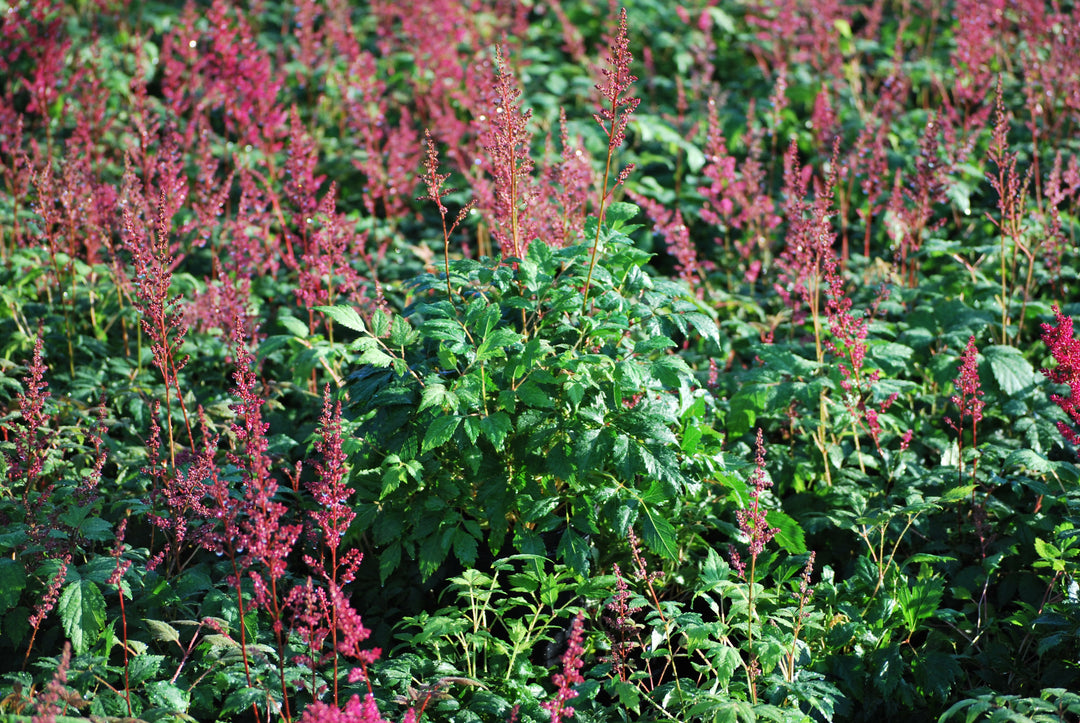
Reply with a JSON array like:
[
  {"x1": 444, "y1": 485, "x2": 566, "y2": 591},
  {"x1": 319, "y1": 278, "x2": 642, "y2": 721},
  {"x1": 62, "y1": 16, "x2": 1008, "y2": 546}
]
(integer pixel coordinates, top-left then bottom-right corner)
[
  {"x1": 737, "y1": 429, "x2": 779, "y2": 558},
  {"x1": 482, "y1": 44, "x2": 535, "y2": 260},
  {"x1": 12, "y1": 330, "x2": 51, "y2": 500},
  {"x1": 583, "y1": 7, "x2": 639, "y2": 307}
]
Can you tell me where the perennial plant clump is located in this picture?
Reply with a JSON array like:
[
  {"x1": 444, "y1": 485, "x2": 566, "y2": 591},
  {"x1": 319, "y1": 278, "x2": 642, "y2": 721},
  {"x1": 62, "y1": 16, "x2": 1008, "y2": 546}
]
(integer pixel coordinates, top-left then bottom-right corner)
[{"x1": 2, "y1": 1, "x2": 1080, "y2": 721}]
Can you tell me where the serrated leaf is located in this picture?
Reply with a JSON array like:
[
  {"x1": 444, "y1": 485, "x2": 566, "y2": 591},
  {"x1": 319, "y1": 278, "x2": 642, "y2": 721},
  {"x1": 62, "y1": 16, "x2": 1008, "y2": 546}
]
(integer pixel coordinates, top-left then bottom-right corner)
[
  {"x1": 481, "y1": 411, "x2": 513, "y2": 448},
  {"x1": 315, "y1": 304, "x2": 367, "y2": 334},
  {"x1": 639, "y1": 505, "x2": 678, "y2": 560},
  {"x1": 419, "y1": 383, "x2": 453, "y2": 413},
  {"x1": 371, "y1": 309, "x2": 390, "y2": 337},
  {"x1": 701, "y1": 546, "x2": 729, "y2": 589},
  {"x1": 1034, "y1": 537, "x2": 1061, "y2": 561},
  {"x1": 557, "y1": 528, "x2": 590, "y2": 574},
  {"x1": 605, "y1": 202, "x2": 639, "y2": 225},
  {"x1": 453, "y1": 528, "x2": 479, "y2": 567},
  {"x1": 421, "y1": 317, "x2": 466, "y2": 343},
  {"x1": 58, "y1": 579, "x2": 106, "y2": 655},
  {"x1": 148, "y1": 680, "x2": 190, "y2": 711},
  {"x1": 145, "y1": 618, "x2": 181, "y2": 644},
  {"x1": 1005, "y1": 449, "x2": 1054, "y2": 474},
  {"x1": 518, "y1": 381, "x2": 553, "y2": 408},
  {"x1": 423, "y1": 414, "x2": 461, "y2": 453},
  {"x1": 358, "y1": 347, "x2": 395, "y2": 368},
  {"x1": 766, "y1": 509, "x2": 806, "y2": 554},
  {"x1": 984, "y1": 344, "x2": 1035, "y2": 395},
  {"x1": 941, "y1": 485, "x2": 976, "y2": 503},
  {"x1": 129, "y1": 654, "x2": 165, "y2": 685},
  {"x1": 220, "y1": 687, "x2": 261, "y2": 717}
]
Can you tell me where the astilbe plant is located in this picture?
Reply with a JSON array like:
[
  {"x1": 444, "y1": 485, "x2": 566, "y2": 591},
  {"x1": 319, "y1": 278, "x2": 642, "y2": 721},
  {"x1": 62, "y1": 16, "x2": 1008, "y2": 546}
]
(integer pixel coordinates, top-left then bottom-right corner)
[
  {"x1": 583, "y1": 7, "x2": 639, "y2": 307},
  {"x1": 987, "y1": 84, "x2": 1033, "y2": 342},
  {"x1": 294, "y1": 385, "x2": 367, "y2": 704},
  {"x1": 730, "y1": 429, "x2": 778, "y2": 704},
  {"x1": 9, "y1": 331, "x2": 51, "y2": 503},
  {"x1": 1041, "y1": 305, "x2": 1080, "y2": 455},
  {"x1": 29, "y1": 642, "x2": 72, "y2": 723},
  {"x1": 419, "y1": 130, "x2": 475, "y2": 305},
  {"x1": 945, "y1": 335, "x2": 985, "y2": 486},
  {"x1": 477, "y1": 44, "x2": 540, "y2": 261},
  {"x1": 228, "y1": 323, "x2": 304, "y2": 721},
  {"x1": 120, "y1": 141, "x2": 196, "y2": 472},
  {"x1": 541, "y1": 612, "x2": 586, "y2": 723},
  {"x1": 602, "y1": 563, "x2": 642, "y2": 683}
]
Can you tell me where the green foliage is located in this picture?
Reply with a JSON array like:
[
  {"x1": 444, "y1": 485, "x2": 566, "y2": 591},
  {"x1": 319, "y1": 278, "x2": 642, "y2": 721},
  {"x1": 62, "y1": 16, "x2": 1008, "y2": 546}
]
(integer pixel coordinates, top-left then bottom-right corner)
[
  {"x1": 4, "y1": 0, "x2": 1080, "y2": 720},
  {"x1": 340, "y1": 209, "x2": 720, "y2": 581}
]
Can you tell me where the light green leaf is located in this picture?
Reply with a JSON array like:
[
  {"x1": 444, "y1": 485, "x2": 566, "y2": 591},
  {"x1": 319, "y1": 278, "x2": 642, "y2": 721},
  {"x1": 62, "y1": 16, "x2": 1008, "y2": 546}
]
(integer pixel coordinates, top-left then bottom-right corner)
[
  {"x1": 604, "y1": 202, "x2": 640, "y2": 226},
  {"x1": 639, "y1": 505, "x2": 678, "y2": 560},
  {"x1": 145, "y1": 618, "x2": 181, "y2": 644},
  {"x1": 984, "y1": 344, "x2": 1035, "y2": 395},
  {"x1": 1034, "y1": 537, "x2": 1061, "y2": 561},
  {"x1": 278, "y1": 315, "x2": 309, "y2": 338},
  {"x1": 357, "y1": 347, "x2": 394, "y2": 368},
  {"x1": 314, "y1": 304, "x2": 367, "y2": 334},
  {"x1": 419, "y1": 384, "x2": 454, "y2": 413},
  {"x1": 371, "y1": 309, "x2": 390, "y2": 337},
  {"x1": 766, "y1": 509, "x2": 806, "y2": 554}
]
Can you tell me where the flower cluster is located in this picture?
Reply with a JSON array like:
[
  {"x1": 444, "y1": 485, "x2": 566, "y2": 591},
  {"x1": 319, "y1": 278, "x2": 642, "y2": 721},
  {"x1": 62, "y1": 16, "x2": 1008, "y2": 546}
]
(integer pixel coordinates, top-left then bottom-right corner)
[
  {"x1": 736, "y1": 429, "x2": 779, "y2": 559},
  {"x1": 1041, "y1": 306, "x2": 1080, "y2": 453},
  {"x1": 541, "y1": 613, "x2": 587, "y2": 723}
]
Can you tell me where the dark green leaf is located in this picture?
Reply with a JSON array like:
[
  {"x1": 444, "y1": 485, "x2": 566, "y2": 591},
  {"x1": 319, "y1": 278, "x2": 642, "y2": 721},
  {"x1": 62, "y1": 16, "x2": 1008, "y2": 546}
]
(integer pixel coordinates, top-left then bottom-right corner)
[
  {"x1": 481, "y1": 411, "x2": 513, "y2": 448},
  {"x1": 0, "y1": 559, "x2": 26, "y2": 614},
  {"x1": 422, "y1": 414, "x2": 461, "y2": 453}
]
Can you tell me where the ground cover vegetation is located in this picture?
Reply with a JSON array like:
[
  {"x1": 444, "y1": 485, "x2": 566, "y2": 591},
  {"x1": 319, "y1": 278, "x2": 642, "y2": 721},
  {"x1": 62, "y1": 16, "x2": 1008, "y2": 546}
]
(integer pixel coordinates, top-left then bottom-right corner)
[{"x1": 2, "y1": 0, "x2": 1080, "y2": 720}]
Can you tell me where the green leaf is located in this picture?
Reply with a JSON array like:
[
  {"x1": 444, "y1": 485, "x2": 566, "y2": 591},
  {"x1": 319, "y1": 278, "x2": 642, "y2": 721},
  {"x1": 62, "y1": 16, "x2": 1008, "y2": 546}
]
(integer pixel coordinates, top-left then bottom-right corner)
[
  {"x1": 453, "y1": 528, "x2": 479, "y2": 567},
  {"x1": 128, "y1": 654, "x2": 165, "y2": 685},
  {"x1": 145, "y1": 618, "x2": 182, "y2": 644},
  {"x1": 984, "y1": 344, "x2": 1035, "y2": 395},
  {"x1": 1005, "y1": 449, "x2": 1054, "y2": 474},
  {"x1": 358, "y1": 346, "x2": 395, "y2": 368},
  {"x1": 423, "y1": 414, "x2": 461, "y2": 453},
  {"x1": 941, "y1": 485, "x2": 977, "y2": 503},
  {"x1": 897, "y1": 577, "x2": 944, "y2": 632},
  {"x1": 58, "y1": 579, "x2": 106, "y2": 655},
  {"x1": 639, "y1": 505, "x2": 678, "y2": 560},
  {"x1": 766, "y1": 509, "x2": 806, "y2": 554},
  {"x1": 315, "y1": 304, "x2": 367, "y2": 334},
  {"x1": 278, "y1": 315, "x2": 309, "y2": 338},
  {"x1": 1034, "y1": 537, "x2": 1061, "y2": 562},
  {"x1": 701, "y1": 546, "x2": 729, "y2": 589},
  {"x1": 518, "y1": 381, "x2": 554, "y2": 408},
  {"x1": 0, "y1": 559, "x2": 26, "y2": 614},
  {"x1": 481, "y1": 411, "x2": 513, "y2": 448},
  {"x1": 604, "y1": 202, "x2": 640, "y2": 226},
  {"x1": 371, "y1": 309, "x2": 391, "y2": 337},
  {"x1": 419, "y1": 383, "x2": 454, "y2": 413},
  {"x1": 557, "y1": 528, "x2": 590, "y2": 574},
  {"x1": 219, "y1": 687, "x2": 260, "y2": 717}
]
